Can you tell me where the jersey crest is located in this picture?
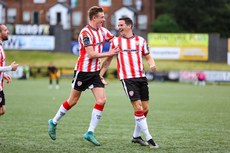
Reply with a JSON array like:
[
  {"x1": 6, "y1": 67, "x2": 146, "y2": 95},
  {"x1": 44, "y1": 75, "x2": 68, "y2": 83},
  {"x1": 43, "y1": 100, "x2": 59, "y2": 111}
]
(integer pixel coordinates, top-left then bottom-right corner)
[{"x1": 82, "y1": 32, "x2": 90, "y2": 46}]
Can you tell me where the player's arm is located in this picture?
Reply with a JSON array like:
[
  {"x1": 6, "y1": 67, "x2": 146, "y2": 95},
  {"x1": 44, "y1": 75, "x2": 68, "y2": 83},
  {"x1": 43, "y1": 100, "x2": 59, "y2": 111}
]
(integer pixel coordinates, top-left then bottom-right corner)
[
  {"x1": 99, "y1": 56, "x2": 114, "y2": 85},
  {"x1": 86, "y1": 46, "x2": 119, "y2": 59},
  {"x1": 144, "y1": 54, "x2": 156, "y2": 72},
  {"x1": 0, "y1": 61, "x2": 19, "y2": 72},
  {"x1": 100, "y1": 56, "x2": 113, "y2": 77}
]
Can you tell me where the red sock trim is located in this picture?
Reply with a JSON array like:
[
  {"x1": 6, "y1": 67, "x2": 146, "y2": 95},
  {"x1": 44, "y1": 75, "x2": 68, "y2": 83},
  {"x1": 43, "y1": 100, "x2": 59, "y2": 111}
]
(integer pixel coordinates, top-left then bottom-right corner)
[
  {"x1": 134, "y1": 110, "x2": 144, "y2": 117},
  {"x1": 94, "y1": 104, "x2": 104, "y2": 111},
  {"x1": 63, "y1": 101, "x2": 71, "y2": 110},
  {"x1": 144, "y1": 111, "x2": 149, "y2": 117}
]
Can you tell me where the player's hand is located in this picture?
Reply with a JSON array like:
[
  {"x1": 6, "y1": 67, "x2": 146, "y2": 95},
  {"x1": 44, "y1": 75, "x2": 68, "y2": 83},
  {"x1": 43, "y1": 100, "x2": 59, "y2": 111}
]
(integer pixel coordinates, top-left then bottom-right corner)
[
  {"x1": 4, "y1": 74, "x2": 12, "y2": 84},
  {"x1": 150, "y1": 65, "x2": 156, "y2": 72},
  {"x1": 10, "y1": 61, "x2": 19, "y2": 71},
  {"x1": 100, "y1": 76, "x2": 109, "y2": 85},
  {"x1": 109, "y1": 47, "x2": 119, "y2": 56}
]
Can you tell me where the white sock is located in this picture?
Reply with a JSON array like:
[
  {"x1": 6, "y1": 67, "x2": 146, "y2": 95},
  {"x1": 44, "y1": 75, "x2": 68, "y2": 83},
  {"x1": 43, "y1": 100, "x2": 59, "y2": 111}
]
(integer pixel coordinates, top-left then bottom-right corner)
[
  {"x1": 52, "y1": 105, "x2": 68, "y2": 124},
  {"x1": 87, "y1": 108, "x2": 102, "y2": 132},
  {"x1": 135, "y1": 115, "x2": 152, "y2": 141},
  {"x1": 133, "y1": 123, "x2": 141, "y2": 138}
]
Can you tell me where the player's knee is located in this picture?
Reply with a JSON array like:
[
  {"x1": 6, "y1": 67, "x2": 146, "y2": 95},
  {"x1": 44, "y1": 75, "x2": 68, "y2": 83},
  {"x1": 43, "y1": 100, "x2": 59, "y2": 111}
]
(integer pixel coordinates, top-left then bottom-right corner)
[
  {"x1": 135, "y1": 106, "x2": 143, "y2": 112},
  {"x1": 0, "y1": 111, "x2": 5, "y2": 115},
  {"x1": 0, "y1": 109, "x2": 5, "y2": 116},
  {"x1": 96, "y1": 97, "x2": 106, "y2": 105}
]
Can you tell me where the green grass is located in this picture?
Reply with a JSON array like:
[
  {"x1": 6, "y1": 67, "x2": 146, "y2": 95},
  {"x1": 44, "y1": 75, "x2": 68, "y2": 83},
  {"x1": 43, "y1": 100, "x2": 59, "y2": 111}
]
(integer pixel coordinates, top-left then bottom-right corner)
[
  {"x1": 5, "y1": 50, "x2": 230, "y2": 71},
  {"x1": 0, "y1": 79, "x2": 230, "y2": 153}
]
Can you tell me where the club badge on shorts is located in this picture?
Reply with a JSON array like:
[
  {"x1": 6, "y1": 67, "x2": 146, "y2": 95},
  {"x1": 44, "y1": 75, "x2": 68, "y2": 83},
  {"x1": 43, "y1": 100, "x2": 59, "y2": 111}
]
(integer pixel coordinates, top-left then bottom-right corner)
[
  {"x1": 77, "y1": 81, "x2": 82, "y2": 86},
  {"x1": 129, "y1": 91, "x2": 134, "y2": 97}
]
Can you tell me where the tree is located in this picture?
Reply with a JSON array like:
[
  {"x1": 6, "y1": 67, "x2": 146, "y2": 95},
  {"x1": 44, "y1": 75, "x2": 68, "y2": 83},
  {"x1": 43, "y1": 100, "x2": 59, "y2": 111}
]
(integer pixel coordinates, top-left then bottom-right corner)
[
  {"x1": 151, "y1": 14, "x2": 181, "y2": 32},
  {"x1": 152, "y1": 0, "x2": 230, "y2": 38}
]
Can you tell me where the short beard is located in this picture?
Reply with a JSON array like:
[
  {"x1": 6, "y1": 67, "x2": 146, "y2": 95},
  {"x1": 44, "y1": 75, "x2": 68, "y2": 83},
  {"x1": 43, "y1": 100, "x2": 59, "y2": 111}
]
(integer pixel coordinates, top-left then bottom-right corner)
[{"x1": 2, "y1": 37, "x2": 8, "y2": 41}]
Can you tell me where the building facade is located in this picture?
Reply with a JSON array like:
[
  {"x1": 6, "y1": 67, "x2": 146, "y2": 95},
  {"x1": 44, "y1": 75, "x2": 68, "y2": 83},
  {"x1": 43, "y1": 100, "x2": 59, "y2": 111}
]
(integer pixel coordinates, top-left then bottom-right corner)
[{"x1": 0, "y1": 0, "x2": 155, "y2": 37}]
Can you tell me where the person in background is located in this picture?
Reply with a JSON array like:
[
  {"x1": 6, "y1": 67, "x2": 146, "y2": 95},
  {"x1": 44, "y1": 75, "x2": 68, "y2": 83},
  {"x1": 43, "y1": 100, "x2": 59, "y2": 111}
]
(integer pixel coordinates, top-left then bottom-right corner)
[
  {"x1": 48, "y1": 62, "x2": 60, "y2": 89},
  {"x1": 0, "y1": 24, "x2": 19, "y2": 116},
  {"x1": 100, "y1": 17, "x2": 159, "y2": 149},
  {"x1": 195, "y1": 71, "x2": 206, "y2": 86},
  {"x1": 47, "y1": 6, "x2": 119, "y2": 146}
]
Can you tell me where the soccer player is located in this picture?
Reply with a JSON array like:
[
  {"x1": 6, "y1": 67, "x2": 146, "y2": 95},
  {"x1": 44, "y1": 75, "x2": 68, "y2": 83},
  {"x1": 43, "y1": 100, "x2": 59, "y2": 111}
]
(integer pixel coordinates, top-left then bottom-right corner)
[
  {"x1": 0, "y1": 24, "x2": 19, "y2": 116},
  {"x1": 100, "y1": 17, "x2": 159, "y2": 149},
  {"x1": 48, "y1": 6, "x2": 119, "y2": 145},
  {"x1": 47, "y1": 62, "x2": 60, "y2": 89},
  {"x1": 195, "y1": 71, "x2": 206, "y2": 86}
]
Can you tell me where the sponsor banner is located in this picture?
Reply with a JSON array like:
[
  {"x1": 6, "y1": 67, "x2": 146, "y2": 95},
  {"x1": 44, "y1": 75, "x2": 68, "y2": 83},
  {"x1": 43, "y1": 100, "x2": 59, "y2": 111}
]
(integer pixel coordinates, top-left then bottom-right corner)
[
  {"x1": 150, "y1": 47, "x2": 180, "y2": 59},
  {"x1": 179, "y1": 71, "x2": 198, "y2": 82},
  {"x1": 205, "y1": 71, "x2": 230, "y2": 82},
  {"x1": 15, "y1": 24, "x2": 50, "y2": 35},
  {"x1": 228, "y1": 38, "x2": 230, "y2": 52},
  {"x1": 228, "y1": 52, "x2": 230, "y2": 65},
  {"x1": 3, "y1": 35, "x2": 55, "y2": 50},
  {"x1": 179, "y1": 70, "x2": 230, "y2": 82},
  {"x1": 60, "y1": 68, "x2": 74, "y2": 78},
  {"x1": 148, "y1": 33, "x2": 208, "y2": 61},
  {"x1": 71, "y1": 41, "x2": 79, "y2": 55}
]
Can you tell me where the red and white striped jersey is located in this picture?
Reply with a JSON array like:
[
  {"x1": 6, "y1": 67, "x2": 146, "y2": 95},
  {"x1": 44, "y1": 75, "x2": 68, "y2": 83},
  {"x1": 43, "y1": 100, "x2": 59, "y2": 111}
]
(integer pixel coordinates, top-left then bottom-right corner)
[
  {"x1": 0, "y1": 45, "x2": 6, "y2": 91},
  {"x1": 75, "y1": 25, "x2": 114, "y2": 72},
  {"x1": 111, "y1": 35, "x2": 150, "y2": 80}
]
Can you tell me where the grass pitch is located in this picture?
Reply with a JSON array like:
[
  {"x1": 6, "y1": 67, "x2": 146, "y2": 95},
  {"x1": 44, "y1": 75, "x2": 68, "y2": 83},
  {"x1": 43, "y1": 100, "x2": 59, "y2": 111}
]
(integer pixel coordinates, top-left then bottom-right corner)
[{"x1": 0, "y1": 79, "x2": 230, "y2": 153}]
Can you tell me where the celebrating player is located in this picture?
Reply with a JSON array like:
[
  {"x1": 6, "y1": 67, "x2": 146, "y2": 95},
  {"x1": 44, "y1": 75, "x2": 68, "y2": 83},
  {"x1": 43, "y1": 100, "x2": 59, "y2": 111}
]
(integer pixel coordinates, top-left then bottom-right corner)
[
  {"x1": 100, "y1": 17, "x2": 159, "y2": 149},
  {"x1": 48, "y1": 6, "x2": 119, "y2": 146},
  {"x1": 0, "y1": 24, "x2": 19, "y2": 116}
]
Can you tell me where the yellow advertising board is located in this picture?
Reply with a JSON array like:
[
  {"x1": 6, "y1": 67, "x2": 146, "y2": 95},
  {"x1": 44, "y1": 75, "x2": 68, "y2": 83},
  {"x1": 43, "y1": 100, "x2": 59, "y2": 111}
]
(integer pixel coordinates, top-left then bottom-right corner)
[
  {"x1": 228, "y1": 38, "x2": 230, "y2": 65},
  {"x1": 228, "y1": 38, "x2": 230, "y2": 52},
  {"x1": 148, "y1": 33, "x2": 209, "y2": 61}
]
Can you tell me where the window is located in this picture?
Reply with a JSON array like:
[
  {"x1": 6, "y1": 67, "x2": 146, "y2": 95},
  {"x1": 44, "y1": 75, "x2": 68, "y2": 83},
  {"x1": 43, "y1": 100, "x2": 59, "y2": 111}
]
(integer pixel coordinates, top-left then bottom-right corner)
[
  {"x1": 33, "y1": 12, "x2": 39, "y2": 24},
  {"x1": 23, "y1": 11, "x2": 30, "y2": 22},
  {"x1": 110, "y1": 14, "x2": 115, "y2": 26},
  {"x1": 46, "y1": 11, "x2": 50, "y2": 22},
  {"x1": 0, "y1": 6, "x2": 6, "y2": 23},
  {"x1": 72, "y1": 11, "x2": 82, "y2": 26},
  {"x1": 33, "y1": 0, "x2": 46, "y2": 3},
  {"x1": 123, "y1": 0, "x2": 132, "y2": 6},
  {"x1": 56, "y1": 12, "x2": 61, "y2": 25},
  {"x1": 138, "y1": 15, "x2": 147, "y2": 30},
  {"x1": 7, "y1": 8, "x2": 16, "y2": 23}
]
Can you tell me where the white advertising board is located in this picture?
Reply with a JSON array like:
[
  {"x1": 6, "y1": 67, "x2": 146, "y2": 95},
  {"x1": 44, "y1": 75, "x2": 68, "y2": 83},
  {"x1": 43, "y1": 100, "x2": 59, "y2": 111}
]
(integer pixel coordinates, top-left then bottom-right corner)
[{"x1": 3, "y1": 35, "x2": 55, "y2": 50}]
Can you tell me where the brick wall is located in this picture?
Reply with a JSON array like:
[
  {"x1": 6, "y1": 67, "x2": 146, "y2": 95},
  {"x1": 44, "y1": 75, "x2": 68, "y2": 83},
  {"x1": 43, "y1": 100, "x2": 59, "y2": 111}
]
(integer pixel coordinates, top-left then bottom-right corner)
[{"x1": 3, "y1": 0, "x2": 155, "y2": 33}]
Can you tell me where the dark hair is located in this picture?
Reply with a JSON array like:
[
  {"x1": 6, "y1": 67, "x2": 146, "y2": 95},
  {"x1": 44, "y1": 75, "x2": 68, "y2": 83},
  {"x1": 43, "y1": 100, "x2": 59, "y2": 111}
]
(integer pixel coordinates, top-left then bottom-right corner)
[
  {"x1": 88, "y1": 6, "x2": 104, "y2": 20},
  {"x1": 118, "y1": 17, "x2": 133, "y2": 28}
]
